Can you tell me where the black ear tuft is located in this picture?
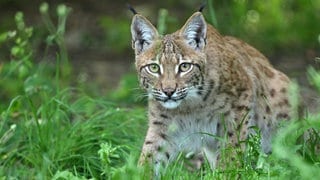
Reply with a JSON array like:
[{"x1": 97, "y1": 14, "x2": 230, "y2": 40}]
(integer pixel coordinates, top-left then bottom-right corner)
[
  {"x1": 198, "y1": 1, "x2": 206, "y2": 12},
  {"x1": 127, "y1": 3, "x2": 138, "y2": 15}
]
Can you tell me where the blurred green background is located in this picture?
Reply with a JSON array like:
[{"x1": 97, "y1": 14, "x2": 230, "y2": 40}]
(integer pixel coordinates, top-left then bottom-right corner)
[
  {"x1": 0, "y1": 0, "x2": 320, "y2": 107},
  {"x1": 0, "y1": 0, "x2": 319, "y2": 107}
]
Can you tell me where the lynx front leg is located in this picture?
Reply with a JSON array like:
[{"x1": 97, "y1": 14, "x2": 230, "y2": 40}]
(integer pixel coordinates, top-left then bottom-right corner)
[
  {"x1": 139, "y1": 128, "x2": 164, "y2": 164},
  {"x1": 139, "y1": 125, "x2": 173, "y2": 176}
]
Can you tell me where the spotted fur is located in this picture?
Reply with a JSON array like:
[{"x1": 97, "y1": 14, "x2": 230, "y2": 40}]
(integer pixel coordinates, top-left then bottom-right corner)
[{"x1": 130, "y1": 12, "x2": 291, "y2": 173}]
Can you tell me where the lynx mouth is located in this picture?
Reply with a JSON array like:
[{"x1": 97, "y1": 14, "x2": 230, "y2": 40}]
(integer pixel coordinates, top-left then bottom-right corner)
[
  {"x1": 160, "y1": 99, "x2": 182, "y2": 109},
  {"x1": 154, "y1": 94, "x2": 186, "y2": 102},
  {"x1": 153, "y1": 93, "x2": 187, "y2": 109}
]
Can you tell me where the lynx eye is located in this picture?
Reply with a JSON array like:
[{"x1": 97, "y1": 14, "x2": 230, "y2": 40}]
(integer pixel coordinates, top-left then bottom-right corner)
[
  {"x1": 179, "y1": 63, "x2": 193, "y2": 73},
  {"x1": 147, "y1": 63, "x2": 160, "y2": 74}
]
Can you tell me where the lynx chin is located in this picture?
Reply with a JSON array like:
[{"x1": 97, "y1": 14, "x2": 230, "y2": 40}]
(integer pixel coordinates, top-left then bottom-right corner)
[{"x1": 130, "y1": 10, "x2": 291, "y2": 174}]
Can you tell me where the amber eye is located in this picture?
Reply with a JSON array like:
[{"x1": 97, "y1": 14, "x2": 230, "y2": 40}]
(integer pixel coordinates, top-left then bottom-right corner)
[
  {"x1": 179, "y1": 63, "x2": 192, "y2": 72},
  {"x1": 147, "y1": 63, "x2": 160, "y2": 73}
]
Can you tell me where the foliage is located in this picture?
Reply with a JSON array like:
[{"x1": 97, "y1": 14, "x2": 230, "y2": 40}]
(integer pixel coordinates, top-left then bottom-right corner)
[
  {"x1": 205, "y1": 0, "x2": 320, "y2": 54},
  {"x1": 0, "y1": 12, "x2": 37, "y2": 108},
  {"x1": 0, "y1": 4, "x2": 146, "y2": 179},
  {"x1": 40, "y1": 2, "x2": 71, "y2": 66},
  {"x1": 107, "y1": 73, "x2": 146, "y2": 106},
  {"x1": 99, "y1": 16, "x2": 131, "y2": 53},
  {"x1": 308, "y1": 67, "x2": 320, "y2": 93}
]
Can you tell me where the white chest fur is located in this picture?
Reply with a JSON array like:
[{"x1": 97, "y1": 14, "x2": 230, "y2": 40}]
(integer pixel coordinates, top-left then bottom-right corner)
[{"x1": 165, "y1": 112, "x2": 221, "y2": 157}]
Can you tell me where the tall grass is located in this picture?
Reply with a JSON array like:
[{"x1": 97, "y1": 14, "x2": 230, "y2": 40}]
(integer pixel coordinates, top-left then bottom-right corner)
[
  {"x1": 0, "y1": 3, "x2": 147, "y2": 179},
  {"x1": 0, "y1": 88, "x2": 147, "y2": 178},
  {"x1": 0, "y1": 3, "x2": 319, "y2": 180}
]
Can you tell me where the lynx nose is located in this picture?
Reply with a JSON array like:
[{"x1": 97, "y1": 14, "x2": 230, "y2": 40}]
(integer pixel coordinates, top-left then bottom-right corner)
[
  {"x1": 161, "y1": 81, "x2": 177, "y2": 98},
  {"x1": 162, "y1": 87, "x2": 176, "y2": 98}
]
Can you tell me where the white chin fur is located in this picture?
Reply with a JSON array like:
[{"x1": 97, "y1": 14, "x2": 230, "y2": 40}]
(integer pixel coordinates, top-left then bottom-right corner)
[{"x1": 160, "y1": 100, "x2": 181, "y2": 109}]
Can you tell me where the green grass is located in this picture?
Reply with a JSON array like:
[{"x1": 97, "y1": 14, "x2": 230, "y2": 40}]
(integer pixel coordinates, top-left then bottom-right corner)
[
  {"x1": 0, "y1": 89, "x2": 147, "y2": 178},
  {"x1": 0, "y1": 3, "x2": 320, "y2": 180}
]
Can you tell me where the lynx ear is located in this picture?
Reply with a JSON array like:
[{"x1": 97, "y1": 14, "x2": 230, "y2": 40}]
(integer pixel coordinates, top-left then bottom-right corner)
[
  {"x1": 131, "y1": 15, "x2": 158, "y2": 54},
  {"x1": 180, "y1": 12, "x2": 207, "y2": 50}
]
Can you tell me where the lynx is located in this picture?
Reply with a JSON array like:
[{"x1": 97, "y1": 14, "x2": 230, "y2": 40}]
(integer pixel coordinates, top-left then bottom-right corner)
[{"x1": 130, "y1": 9, "x2": 291, "y2": 173}]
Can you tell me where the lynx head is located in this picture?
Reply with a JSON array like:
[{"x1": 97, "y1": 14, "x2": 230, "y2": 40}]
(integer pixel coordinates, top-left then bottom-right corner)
[{"x1": 131, "y1": 12, "x2": 207, "y2": 109}]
